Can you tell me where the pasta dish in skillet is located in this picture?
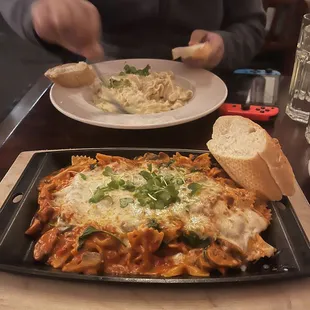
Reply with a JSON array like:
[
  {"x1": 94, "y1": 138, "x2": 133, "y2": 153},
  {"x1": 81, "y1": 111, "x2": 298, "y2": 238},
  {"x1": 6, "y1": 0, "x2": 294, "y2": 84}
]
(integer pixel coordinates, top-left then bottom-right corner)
[{"x1": 26, "y1": 152, "x2": 275, "y2": 277}]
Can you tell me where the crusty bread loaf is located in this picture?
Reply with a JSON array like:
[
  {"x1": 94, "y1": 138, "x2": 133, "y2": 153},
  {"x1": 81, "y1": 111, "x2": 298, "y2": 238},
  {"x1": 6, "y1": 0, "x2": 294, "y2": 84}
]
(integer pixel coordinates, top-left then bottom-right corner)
[
  {"x1": 44, "y1": 62, "x2": 96, "y2": 88},
  {"x1": 207, "y1": 116, "x2": 295, "y2": 201},
  {"x1": 172, "y1": 43, "x2": 212, "y2": 60}
]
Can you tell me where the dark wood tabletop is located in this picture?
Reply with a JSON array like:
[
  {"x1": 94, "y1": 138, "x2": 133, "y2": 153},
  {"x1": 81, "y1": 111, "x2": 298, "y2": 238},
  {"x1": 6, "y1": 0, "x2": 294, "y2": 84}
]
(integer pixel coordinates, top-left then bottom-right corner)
[{"x1": 0, "y1": 76, "x2": 309, "y2": 202}]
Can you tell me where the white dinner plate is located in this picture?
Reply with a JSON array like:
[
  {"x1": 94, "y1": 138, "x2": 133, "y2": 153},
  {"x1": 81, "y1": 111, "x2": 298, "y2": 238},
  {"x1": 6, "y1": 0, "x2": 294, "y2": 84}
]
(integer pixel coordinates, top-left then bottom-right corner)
[{"x1": 50, "y1": 59, "x2": 227, "y2": 129}]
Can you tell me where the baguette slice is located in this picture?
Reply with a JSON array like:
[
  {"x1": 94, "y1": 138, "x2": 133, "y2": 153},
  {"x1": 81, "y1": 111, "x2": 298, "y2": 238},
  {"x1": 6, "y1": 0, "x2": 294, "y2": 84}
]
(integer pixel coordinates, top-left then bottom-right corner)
[
  {"x1": 207, "y1": 116, "x2": 295, "y2": 201},
  {"x1": 44, "y1": 62, "x2": 96, "y2": 88},
  {"x1": 172, "y1": 43, "x2": 211, "y2": 60}
]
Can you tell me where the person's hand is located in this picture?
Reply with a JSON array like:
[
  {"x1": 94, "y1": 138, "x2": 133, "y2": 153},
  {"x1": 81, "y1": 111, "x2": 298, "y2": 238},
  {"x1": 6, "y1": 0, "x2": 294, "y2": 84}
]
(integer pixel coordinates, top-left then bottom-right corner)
[
  {"x1": 183, "y1": 30, "x2": 224, "y2": 69},
  {"x1": 31, "y1": 0, "x2": 103, "y2": 60}
]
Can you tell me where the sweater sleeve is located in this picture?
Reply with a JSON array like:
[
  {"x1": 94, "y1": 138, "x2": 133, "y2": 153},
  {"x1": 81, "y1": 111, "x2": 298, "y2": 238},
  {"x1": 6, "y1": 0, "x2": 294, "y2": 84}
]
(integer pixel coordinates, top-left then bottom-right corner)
[
  {"x1": 216, "y1": 0, "x2": 266, "y2": 70},
  {"x1": 0, "y1": 0, "x2": 82, "y2": 62}
]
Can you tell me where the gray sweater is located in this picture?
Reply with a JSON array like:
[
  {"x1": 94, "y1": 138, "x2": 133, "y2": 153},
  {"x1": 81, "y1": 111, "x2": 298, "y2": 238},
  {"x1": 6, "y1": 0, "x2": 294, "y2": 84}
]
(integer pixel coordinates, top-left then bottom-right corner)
[{"x1": 0, "y1": 0, "x2": 266, "y2": 70}]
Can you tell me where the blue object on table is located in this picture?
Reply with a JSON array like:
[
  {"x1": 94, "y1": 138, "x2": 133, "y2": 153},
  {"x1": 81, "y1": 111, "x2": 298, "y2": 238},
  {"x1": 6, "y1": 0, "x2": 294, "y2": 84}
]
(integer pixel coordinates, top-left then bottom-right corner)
[{"x1": 234, "y1": 69, "x2": 281, "y2": 76}]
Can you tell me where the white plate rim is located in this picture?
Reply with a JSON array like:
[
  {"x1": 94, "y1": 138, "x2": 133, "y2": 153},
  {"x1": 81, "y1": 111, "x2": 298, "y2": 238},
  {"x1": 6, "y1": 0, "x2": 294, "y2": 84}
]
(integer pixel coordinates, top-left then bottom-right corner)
[{"x1": 50, "y1": 59, "x2": 228, "y2": 130}]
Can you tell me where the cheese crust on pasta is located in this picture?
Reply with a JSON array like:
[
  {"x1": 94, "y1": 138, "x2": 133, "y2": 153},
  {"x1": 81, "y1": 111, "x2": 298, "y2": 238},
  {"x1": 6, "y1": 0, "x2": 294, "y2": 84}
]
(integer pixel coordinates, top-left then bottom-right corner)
[{"x1": 26, "y1": 152, "x2": 275, "y2": 277}]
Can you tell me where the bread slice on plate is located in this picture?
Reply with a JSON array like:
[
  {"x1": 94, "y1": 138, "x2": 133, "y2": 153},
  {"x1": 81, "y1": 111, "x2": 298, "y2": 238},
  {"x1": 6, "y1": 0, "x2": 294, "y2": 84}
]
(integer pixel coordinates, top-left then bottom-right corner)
[
  {"x1": 172, "y1": 43, "x2": 212, "y2": 60},
  {"x1": 44, "y1": 62, "x2": 96, "y2": 88},
  {"x1": 207, "y1": 116, "x2": 296, "y2": 201}
]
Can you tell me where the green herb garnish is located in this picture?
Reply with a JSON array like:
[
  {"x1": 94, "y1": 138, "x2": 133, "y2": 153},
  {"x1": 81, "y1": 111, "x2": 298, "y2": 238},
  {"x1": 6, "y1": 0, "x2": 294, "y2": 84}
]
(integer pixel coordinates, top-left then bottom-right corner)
[
  {"x1": 120, "y1": 197, "x2": 134, "y2": 208},
  {"x1": 148, "y1": 219, "x2": 161, "y2": 231},
  {"x1": 89, "y1": 163, "x2": 97, "y2": 170},
  {"x1": 78, "y1": 226, "x2": 126, "y2": 249},
  {"x1": 109, "y1": 78, "x2": 131, "y2": 89},
  {"x1": 102, "y1": 166, "x2": 113, "y2": 176},
  {"x1": 134, "y1": 169, "x2": 181, "y2": 209},
  {"x1": 121, "y1": 64, "x2": 151, "y2": 76},
  {"x1": 147, "y1": 163, "x2": 153, "y2": 172},
  {"x1": 190, "y1": 167, "x2": 202, "y2": 173},
  {"x1": 123, "y1": 181, "x2": 136, "y2": 192},
  {"x1": 89, "y1": 187, "x2": 112, "y2": 203},
  {"x1": 181, "y1": 231, "x2": 212, "y2": 248},
  {"x1": 188, "y1": 183, "x2": 203, "y2": 196},
  {"x1": 80, "y1": 173, "x2": 87, "y2": 180}
]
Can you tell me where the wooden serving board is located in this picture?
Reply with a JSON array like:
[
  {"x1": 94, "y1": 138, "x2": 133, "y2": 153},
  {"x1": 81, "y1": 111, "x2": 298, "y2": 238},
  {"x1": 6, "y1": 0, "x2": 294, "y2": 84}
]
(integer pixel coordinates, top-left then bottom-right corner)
[{"x1": 0, "y1": 150, "x2": 310, "y2": 310}]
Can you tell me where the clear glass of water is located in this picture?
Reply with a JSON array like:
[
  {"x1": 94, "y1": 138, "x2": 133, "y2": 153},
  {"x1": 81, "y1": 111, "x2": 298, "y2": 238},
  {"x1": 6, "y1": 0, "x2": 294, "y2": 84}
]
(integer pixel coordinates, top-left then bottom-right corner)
[
  {"x1": 306, "y1": 118, "x2": 310, "y2": 143},
  {"x1": 286, "y1": 14, "x2": 310, "y2": 124}
]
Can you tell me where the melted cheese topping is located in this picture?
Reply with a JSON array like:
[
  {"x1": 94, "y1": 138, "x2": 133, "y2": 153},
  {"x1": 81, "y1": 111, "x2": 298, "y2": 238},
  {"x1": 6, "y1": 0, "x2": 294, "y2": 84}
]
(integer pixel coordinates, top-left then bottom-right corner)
[{"x1": 53, "y1": 164, "x2": 268, "y2": 251}]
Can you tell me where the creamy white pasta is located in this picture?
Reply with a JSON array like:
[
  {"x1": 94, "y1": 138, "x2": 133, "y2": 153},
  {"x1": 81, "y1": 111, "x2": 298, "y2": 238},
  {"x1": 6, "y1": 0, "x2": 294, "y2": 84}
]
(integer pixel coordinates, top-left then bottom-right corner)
[{"x1": 92, "y1": 66, "x2": 193, "y2": 114}]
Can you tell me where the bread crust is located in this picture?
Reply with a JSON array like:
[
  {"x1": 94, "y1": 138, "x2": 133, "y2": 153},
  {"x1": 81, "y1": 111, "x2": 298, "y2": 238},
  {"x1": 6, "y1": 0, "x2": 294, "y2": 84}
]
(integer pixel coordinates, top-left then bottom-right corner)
[
  {"x1": 207, "y1": 116, "x2": 295, "y2": 201},
  {"x1": 44, "y1": 62, "x2": 96, "y2": 88}
]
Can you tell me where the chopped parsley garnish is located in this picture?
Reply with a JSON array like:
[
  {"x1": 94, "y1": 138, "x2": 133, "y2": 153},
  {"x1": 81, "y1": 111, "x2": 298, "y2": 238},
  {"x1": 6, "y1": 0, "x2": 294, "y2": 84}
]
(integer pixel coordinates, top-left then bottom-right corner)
[
  {"x1": 188, "y1": 183, "x2": 203, "y2": 196},
  {"x1": 80, "y1": 173, "x2": 87, "y2": 180},
  {"x1": 109, "y1": 78, "x2": 131, "y2": 89},
  {"x1": 120, "y1": 197, "x2": 134, "y2": 208},
  {"x1": 78, "y1": 226, "x2": 126, "y2": 249},
  {"x1": 120, "y1": 64, "x2": 151, "y2": 76}
]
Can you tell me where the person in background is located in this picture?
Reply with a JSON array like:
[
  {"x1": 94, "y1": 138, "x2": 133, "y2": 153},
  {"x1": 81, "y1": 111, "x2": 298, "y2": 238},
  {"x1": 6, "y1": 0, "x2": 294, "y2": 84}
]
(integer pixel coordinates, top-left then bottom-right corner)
[{"x1": 0, "y1": 0, "x2": 266, "y2": 71}]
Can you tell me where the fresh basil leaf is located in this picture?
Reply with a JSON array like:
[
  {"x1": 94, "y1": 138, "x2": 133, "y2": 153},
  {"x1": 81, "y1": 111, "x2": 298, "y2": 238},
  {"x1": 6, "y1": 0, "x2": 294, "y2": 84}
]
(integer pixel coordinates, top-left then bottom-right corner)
[
  {"x1": 120, "y1": 197, "x2": 134, "y2": 208},
  {"x1": 188, "y1": 183, "x2": 203, "y2": 196},
  {"x1": 148, "y1": 219, "x2": 161, "y2": 231},
  {"x1": 80, "y1": 173, "x2": 87, "y2": 180},
  {"x1": 78, "y1": 226, "x2": 126, "y2": 249},
  {"x1": 102, "y1": 166, "x2": 113, "y2": 176}
]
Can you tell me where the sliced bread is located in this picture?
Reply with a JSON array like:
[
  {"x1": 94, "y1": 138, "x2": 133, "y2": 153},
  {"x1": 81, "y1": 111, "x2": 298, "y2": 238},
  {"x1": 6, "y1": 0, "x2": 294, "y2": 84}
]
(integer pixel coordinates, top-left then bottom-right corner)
[
  {"x1": 172, "y1": 43, "x2": 211, "y2": 60},
  {"x1": 206, "y1": 116, "x2": 295, "y2": 201},
  {"x1": 44, "y1": 62, "x2": 96, "y2": 88}
]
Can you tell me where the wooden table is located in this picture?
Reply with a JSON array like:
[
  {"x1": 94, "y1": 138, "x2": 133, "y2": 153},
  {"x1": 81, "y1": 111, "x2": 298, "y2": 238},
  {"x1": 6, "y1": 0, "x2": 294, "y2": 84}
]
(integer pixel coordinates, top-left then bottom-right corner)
[{"x1": 0, "y1": 75, "x2": 310, "y2": 310}]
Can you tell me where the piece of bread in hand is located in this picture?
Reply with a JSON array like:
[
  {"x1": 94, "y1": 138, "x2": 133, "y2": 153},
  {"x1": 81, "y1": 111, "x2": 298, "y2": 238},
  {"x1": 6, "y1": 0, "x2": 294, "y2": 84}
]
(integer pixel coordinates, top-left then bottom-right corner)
[
  {"x1": 44, "y1": 62, "x2": 96, "y2": 88},
  {"x1": 207, "y1": 116, "x2": 295, "y2": 201},
  {"x1": 172, "y1": 43, "x2": 212, "y2": 60}
]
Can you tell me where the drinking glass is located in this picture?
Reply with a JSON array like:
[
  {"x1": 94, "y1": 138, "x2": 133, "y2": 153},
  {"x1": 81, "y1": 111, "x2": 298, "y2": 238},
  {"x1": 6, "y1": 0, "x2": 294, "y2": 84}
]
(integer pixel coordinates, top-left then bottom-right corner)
[
  {"x1": 286, "y1": 14, "x2": 310, "y2": 124},
  {"x1": 306, "y1": 117, "x2": 310, "y2": 144}
]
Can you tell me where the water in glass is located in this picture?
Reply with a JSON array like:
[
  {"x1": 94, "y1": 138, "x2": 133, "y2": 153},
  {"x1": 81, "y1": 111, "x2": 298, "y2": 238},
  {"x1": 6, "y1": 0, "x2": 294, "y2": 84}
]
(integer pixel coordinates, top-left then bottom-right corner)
[
  {"x1": 306, "y1": 118, "x2": 310, "y2": 143},
  {"x1": 286, "y1": 14, "x2": 310, "y2": 124}
]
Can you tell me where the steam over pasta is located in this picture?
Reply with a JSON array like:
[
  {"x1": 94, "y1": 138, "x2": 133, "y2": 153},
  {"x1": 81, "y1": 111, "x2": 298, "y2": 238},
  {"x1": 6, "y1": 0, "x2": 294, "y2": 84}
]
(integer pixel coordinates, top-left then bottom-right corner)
[
  {"x1": 93, "y1": 65, "x2": 193, "y2": 114},
  {"x1": 26, "y1": 152, "x2": 275, "y2": 278}
]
